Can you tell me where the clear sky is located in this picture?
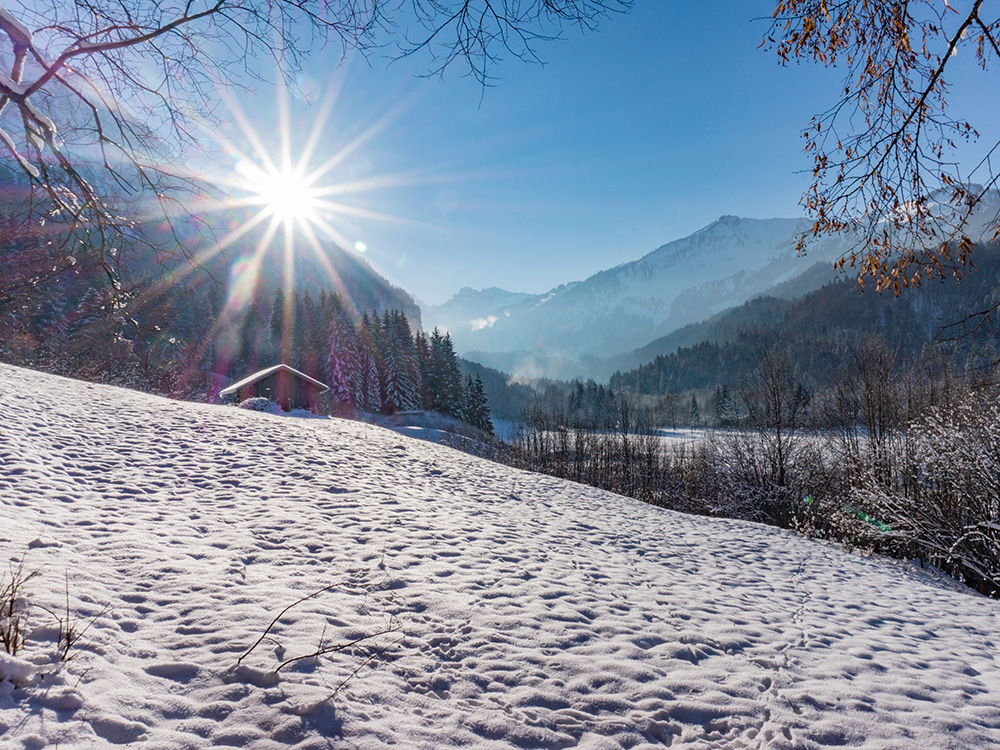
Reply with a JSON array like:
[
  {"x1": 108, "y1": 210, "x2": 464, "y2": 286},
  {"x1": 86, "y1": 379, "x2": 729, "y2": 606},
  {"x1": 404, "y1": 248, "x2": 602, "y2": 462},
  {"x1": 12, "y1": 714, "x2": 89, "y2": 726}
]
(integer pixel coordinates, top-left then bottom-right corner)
[{"x1": 211, "y1": 0, "x2": 999, "y2": 306}]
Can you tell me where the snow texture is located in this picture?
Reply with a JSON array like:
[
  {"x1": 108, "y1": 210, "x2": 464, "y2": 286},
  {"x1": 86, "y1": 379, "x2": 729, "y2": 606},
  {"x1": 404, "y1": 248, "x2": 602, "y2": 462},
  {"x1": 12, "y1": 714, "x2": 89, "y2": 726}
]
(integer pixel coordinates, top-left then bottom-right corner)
[
  {"x1": 0, "y1": 126, "x2": 38, "y2": 178},
  {"x1": 0, "y1": 6, "x2": 33, "y2": 46},
  {"x1": 1, "y1": 362, "x2": 1000, "y2": 748},
  {"x1": 0, "y1": 653, "x2": 36, "y2": 690}
]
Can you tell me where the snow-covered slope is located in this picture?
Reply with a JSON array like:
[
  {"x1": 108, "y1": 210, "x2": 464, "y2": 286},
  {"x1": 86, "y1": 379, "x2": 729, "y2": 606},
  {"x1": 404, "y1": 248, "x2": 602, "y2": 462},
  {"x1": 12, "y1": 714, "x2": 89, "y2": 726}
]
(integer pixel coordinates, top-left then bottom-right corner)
[{"x1": 3, "y1": 364, "x2": 1000, "y2": 748}]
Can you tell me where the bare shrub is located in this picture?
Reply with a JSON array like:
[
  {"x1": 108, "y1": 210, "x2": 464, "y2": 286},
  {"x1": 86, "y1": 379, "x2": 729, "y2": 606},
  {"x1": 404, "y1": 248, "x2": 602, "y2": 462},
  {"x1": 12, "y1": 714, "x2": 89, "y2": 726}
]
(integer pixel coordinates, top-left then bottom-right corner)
[
  {"x1": 848, "y1": 393, "x2": 1000, "y2": 596},
  {"x1": 739, "y1": 345, "x2": 810, "y2": 489},
  {"x1": 236, "y1": 559, "x2": 404, "y2": 705},
  {"x1": 35, "y1": 574, "x2": 112, "y2": 662},
  {"x1": 0, "y1": 560, "x2": 38, "y2": 656}
]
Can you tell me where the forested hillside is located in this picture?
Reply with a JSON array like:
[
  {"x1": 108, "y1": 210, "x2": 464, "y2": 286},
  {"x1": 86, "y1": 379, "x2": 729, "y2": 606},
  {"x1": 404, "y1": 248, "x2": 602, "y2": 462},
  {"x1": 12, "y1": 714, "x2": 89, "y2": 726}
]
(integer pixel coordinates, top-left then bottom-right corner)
[
  {"x1": 609, "y1": 242, "x2": 1000, "y2": 400},
  {"x1": 0, "y1": 269, "x2": 492, "y2": 432}
]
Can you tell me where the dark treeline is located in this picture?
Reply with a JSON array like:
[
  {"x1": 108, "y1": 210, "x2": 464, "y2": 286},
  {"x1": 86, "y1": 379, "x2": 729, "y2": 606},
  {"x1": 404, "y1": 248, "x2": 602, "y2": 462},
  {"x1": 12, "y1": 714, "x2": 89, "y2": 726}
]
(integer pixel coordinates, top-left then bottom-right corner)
[
  {"x1": 456, "y1": 359, "x2": 540, "y2": 421},
  {"x1": 609, "y1": 243, "x2": 1000, "y2": 414},
  {"x1": 464, "y1": 371, "x2": 634, "y2": 426},
  {"x1": 521, "y1": 378, "x2": 628, "y2": 428},
  {"x1": 1, "y1": 269, "x2": 493, "y2": 433}
]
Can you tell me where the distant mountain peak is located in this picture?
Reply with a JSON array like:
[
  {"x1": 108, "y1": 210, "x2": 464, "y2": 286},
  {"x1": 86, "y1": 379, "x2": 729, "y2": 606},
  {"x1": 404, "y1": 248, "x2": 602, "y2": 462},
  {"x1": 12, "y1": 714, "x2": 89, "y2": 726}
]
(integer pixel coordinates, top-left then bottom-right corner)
[
  {"x1": 449, "y1": 285, "x2": 525, "y2": 302},
  {"x1": 713, "y1": 214, "x2": 742, "y2": 225}
]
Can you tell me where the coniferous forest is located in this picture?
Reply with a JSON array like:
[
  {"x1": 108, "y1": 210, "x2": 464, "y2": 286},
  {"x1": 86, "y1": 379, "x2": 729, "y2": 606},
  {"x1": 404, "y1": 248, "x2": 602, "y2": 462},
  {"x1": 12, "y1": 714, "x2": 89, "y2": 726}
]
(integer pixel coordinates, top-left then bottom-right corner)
[{"x1": 0, "y1": 269, "x2": 493, "y2": 434}]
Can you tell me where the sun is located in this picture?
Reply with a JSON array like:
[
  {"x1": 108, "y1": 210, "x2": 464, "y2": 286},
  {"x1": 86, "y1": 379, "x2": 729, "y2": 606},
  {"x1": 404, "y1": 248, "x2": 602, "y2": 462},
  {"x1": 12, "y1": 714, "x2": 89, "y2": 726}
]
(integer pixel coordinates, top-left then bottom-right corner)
[
  {"x1": 162, "y1": 75, "x2": 436, "y2": 378},
  {"x1": 171, "y1": 74, "x2": 430, "y2": 336},
  {"x1": 238, "y1": 161, "x2": 323, "y2": 230}
]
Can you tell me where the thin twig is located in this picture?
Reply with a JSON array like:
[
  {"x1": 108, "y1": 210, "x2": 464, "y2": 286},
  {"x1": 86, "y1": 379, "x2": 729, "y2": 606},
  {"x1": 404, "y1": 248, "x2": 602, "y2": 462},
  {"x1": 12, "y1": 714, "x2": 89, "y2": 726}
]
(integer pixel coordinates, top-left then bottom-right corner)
[{"x1": 237, "y1": 581, "x2": 357, "y2": 666}]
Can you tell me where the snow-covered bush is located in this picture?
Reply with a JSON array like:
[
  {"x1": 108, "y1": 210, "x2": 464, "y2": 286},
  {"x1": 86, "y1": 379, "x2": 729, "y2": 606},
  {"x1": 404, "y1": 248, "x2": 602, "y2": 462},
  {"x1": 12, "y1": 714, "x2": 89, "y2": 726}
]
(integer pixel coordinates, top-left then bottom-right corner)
[
  {"x1": 691, "y1": 431, "x2": 836, "y2": 529},
  {"x1": 238, "y1": 397, "x2": 283, "y2": 414},
  {"x1": 845, "y1": 393, "x2": 1000, "y2": 597}
]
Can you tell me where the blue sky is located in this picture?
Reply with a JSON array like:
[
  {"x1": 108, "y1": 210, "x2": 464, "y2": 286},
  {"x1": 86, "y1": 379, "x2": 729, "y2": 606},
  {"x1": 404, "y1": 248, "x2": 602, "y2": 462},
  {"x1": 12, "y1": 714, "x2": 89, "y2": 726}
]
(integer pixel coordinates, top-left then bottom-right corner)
[{"x1": 215, "y1": 1, "x2": 998, "y2": 305}]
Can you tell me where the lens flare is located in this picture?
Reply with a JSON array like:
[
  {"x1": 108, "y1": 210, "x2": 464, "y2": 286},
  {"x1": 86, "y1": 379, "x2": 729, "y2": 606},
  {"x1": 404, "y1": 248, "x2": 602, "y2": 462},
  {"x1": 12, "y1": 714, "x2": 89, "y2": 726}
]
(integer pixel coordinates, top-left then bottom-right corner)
[{"x1": 155, "y1": 68, "x2": 448, "y2": 384}]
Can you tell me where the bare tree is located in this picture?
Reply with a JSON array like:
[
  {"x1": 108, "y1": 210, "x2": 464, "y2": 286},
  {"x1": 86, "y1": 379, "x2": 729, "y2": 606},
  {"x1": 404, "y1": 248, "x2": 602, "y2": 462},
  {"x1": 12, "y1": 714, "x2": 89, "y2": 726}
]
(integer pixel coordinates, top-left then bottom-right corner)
[
  {"x1": 740, "y1": 345, "x2": 809, "y2": 488},
  {"x1": 768, "y1": 1, "x2": 1000, "y2": 293},
  {"x1": 832, "y1": 336, "x2": 903, "y2": 486},
  {"x1": 0, "y1": 0, "x2": 630, "y2": 311}
]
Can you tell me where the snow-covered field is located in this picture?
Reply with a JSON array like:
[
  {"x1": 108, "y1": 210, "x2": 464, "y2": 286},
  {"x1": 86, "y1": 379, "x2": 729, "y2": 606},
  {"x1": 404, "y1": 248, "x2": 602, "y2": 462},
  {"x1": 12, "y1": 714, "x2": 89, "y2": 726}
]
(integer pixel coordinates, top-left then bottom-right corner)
[{"x1": 2, "y1": 364, "x2": 1000, "y2": 749}]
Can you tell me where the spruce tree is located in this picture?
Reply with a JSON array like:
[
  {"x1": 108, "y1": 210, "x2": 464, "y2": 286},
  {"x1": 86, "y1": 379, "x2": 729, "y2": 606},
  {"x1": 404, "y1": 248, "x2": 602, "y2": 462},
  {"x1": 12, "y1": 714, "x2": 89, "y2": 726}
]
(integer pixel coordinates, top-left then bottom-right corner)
[
  {"x1": 429, "y1": 329, "x2": 464, "y2": 419},
  {"x1": 269, "y1": 290, "x2": 286, "y2": 359},
  {"x1": 357, "y1": 313, "x2": 384, "y2": 412},
  {"x1": 466, "y1": 373, "x2": 494, "y2": 434},
  {"x1": 379, "y1": 310, "x2": 406, "y2": 413},
  {"x1": 442, "y1": 333, "x2": 465, "y2": 419},
  {"x1": 426, "y1": 328, "x2": 447, "y2": 412},
  {"x1": 415, "y1": 333, "x2": 433, "y2": 410},
  {"x1": 324, "y1": 310, "x2": 355, "y2": 405},
  {"x1": 714, "y1": 383, "x2": 733, "y2": 426},
  {"x1": 387, "y1": 311, "x2": 420, "y2": 411}
]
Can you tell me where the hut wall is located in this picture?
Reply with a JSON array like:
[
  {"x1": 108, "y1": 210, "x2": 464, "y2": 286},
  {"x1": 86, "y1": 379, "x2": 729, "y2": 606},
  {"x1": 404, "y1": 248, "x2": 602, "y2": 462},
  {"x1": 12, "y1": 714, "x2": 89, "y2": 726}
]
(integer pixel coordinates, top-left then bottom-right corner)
[{"x1": 235, "y1": 371, "x2": 322, "y2": 411}]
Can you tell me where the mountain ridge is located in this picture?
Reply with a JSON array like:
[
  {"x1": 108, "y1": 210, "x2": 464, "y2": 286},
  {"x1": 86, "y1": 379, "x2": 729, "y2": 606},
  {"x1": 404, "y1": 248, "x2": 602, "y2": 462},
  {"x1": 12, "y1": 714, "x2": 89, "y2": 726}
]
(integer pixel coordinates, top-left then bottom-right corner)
[
  {"x1": 423, "y1": 214, "x2": 854, "y2": 378},
  {"x1": 425, "y1": 192, "x2": 1000, "y2": 380}
]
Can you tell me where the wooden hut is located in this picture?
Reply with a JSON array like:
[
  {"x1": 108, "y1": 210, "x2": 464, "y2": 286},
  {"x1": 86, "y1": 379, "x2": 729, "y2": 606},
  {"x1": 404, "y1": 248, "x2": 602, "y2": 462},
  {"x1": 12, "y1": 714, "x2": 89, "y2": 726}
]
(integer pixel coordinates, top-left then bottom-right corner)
[{"x1": 220, "y1": 364, "x2": 329, "y2": 412}]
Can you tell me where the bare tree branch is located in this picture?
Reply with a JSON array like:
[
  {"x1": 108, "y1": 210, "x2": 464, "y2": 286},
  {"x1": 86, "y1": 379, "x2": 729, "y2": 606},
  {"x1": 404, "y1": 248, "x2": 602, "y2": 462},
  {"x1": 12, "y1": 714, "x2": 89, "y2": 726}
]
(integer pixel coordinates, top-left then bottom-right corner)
[
  {"x1": 0, "y1": 0, "x2": 630, "y2": 313},
  {"x1": 767, "y1": 0, "x2": 1000, "y2": 294}
]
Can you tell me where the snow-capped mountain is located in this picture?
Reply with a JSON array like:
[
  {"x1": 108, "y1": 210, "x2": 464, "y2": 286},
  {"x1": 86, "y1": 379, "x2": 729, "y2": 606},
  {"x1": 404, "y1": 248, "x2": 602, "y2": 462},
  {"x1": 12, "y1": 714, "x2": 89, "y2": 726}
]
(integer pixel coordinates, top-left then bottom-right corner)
[
  {"x1": 426, "y1": 191, "x2": 1000, "y2": 379},
  {"x1": 424, "y1": 216, "x2": 854, "y2": 374}
]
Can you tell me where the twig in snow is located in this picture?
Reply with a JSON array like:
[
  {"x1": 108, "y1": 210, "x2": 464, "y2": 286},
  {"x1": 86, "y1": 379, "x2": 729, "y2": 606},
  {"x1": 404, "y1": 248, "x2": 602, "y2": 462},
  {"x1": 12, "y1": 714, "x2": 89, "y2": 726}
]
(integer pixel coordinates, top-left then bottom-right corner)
[{"x1": 237, "y1": 581, "x2": 354, "y2": 666}]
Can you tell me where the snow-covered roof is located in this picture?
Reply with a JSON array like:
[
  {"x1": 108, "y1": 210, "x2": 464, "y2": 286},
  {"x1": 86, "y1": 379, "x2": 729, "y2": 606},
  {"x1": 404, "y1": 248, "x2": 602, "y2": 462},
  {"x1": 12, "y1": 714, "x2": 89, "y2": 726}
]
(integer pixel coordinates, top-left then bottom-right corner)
[{"x1": 219, "y1": 363, "x2": 329, "y2": 397}]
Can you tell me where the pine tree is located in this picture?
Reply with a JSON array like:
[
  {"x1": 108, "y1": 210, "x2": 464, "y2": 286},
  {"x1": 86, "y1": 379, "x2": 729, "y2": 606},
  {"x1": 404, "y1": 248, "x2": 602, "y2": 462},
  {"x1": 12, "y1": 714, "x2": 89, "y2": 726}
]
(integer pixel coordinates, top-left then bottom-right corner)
[
  {"x1": 380, "y1": 310, "x2": 405, "y2": 414},
  {"x1": 425, "y1": 328, "x2": 446, "y2": 412},
  {"x1": 428, "y1": 329, "x2": 464, "y2": 419},
  {"x1": 364, "y1": 346, "x2": 381, "y2": 412},
  {"x1": 415, "y1": 332, "x2": 433, "y2": 410},
  {"x1": 463, "y1": 373, "x2": 475, "y2": 422},
  {"x1": 441, "y1": 333, "x2": 465, "y2": 419},
  {"x1": 714, "y1": 383, "x2": 733, "y2": 427},
  {"x1": 382, "y1": 310, "x2": 420, "y2": 411},
  {"x1": 357, "y1": 313, "x2": 383, "y2": 412},
  {"x1": 269, "y1": 290, "x2": 286, "y2": 358},
  {"x1": 299, "y1": 291, "x2": 326, "y2": 377},
  {"x1": 465, "y1": 373, "x2": 494, "y2": 433},
  {"x1": 324, "y1": 309, "x2": 355, "y2": 405}
]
